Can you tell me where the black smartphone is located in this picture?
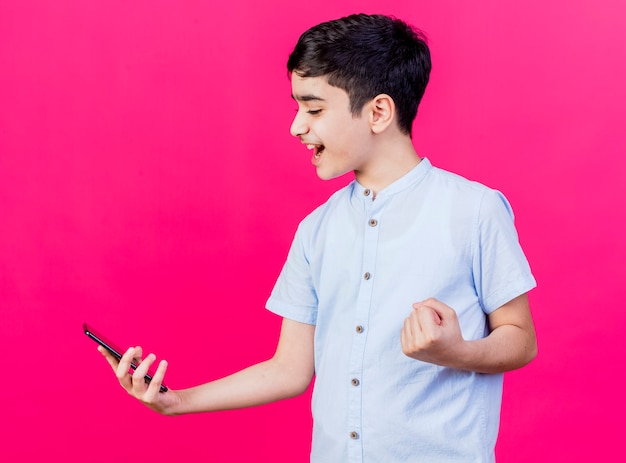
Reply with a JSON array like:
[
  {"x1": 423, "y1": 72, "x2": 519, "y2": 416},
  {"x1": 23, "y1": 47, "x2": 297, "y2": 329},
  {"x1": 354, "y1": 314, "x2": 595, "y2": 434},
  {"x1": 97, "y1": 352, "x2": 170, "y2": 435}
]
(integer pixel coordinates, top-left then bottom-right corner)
[{"x1": 83, "y1": 323, "x2": 168, "y2": 393}]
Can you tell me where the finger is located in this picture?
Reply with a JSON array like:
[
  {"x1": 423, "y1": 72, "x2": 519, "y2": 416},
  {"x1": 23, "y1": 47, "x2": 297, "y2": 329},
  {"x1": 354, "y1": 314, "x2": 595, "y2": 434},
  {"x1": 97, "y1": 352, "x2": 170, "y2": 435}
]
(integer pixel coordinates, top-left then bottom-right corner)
[
  {"x1": 132, "y1": 346, "x2": 143, "y2": 365},
  {"x1": 413, "y1": 297, "x2": 441, "y2": 307},
  {"x1": 131, "y1": 353, "x2": 157, "y2": 393},
  {"x1": 404, "y1": 311, "x2": 426, "y2": 348},
  {"x1": 403, "y1": 315, "x2": 413, "y2": 338},
  {"x1": 98, "y1": 345, "x2": 120, "y2": 372},
  {"x1": 408, "y1": 308, "x2": 425, "y2": 333},
  {"x1": 425, "y1": 306, "x2": 443, "y2": 326},
  {"x1": 414, "y1": 298, "x2": 453, "y2": 319},
  {"x1": 116, "y1": 347, "x2": 139, "y2": 390},
  {"x1": 416, "y1": 306, "x2": 442, "y2": 341},
  {"x1": 146, "y1": 360, "x2": 169, "y2": 397},
  {"x1": 401, "y1": 317, "x2": 412, "y2": 347},
  {"x1": 153, "y1": 359, "x2": 168, "y2": 385},
  {"x1": 400, "y1": 323, "x2": 411, "y2": 355}
]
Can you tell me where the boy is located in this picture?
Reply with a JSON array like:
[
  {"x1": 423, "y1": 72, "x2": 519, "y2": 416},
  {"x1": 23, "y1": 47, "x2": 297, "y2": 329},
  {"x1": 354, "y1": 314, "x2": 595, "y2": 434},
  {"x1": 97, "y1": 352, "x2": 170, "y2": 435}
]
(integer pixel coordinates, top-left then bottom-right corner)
[{"x1": 100, "y1": 14, "x2": 537, "y2": 462}]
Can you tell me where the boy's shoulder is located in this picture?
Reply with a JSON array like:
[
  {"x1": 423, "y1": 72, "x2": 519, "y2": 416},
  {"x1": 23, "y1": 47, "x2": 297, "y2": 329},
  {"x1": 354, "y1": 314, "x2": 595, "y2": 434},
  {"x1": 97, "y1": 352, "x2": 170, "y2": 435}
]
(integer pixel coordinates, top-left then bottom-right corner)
[
  {"x1": 428, "y1": 163, "x2": 493, "y2": 195},
  {"x1": 428, "y1": 164, "x2": 515, "y2": 217}
]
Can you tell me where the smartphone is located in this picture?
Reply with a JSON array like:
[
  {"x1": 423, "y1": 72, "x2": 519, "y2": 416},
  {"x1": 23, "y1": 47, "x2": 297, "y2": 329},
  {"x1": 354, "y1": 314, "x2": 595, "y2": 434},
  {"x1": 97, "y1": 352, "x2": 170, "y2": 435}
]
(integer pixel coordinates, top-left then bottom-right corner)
[{"x1": 83, "y1": 323, "x2": 168, "y2": 393}]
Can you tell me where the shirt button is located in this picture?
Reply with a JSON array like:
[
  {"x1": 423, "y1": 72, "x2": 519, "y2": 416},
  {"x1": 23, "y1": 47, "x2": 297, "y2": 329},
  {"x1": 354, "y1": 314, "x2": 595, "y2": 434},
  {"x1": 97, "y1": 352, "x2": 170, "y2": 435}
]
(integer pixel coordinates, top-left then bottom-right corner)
[
  {"x1": 351, "y1": 378, "x2": 360, "y2": 386},
  {"x1": 355, "y1": 325, "x2": 364, "y2": 333},
  {"x1": 350, "y1": 431, "x2": 359, "y2": 440},
  {"x1": 363, "y1": 189, "x2": 371, "y2": 196},
  {"x1": 363, "y1": 272, "x2": 371, "y2": 280},
  {"x1": 369, "y1": 218, "x2": 378, "y2": 227}
]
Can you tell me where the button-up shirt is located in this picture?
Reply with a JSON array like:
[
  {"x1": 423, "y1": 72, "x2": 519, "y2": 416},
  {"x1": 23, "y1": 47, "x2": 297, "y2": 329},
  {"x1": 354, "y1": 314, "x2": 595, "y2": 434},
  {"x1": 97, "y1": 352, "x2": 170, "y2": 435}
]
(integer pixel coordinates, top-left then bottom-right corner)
[{"x1": 266, "y1": 158, "x2": 536, "y2": 462}]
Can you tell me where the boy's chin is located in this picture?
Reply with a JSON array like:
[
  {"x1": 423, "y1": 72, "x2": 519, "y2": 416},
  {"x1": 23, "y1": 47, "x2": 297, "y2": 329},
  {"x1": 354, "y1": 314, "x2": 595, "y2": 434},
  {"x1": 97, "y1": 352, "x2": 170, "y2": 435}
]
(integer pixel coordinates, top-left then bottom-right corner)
[{"x1": 315, "y1": 168, "x2": 352, "y2": 181}]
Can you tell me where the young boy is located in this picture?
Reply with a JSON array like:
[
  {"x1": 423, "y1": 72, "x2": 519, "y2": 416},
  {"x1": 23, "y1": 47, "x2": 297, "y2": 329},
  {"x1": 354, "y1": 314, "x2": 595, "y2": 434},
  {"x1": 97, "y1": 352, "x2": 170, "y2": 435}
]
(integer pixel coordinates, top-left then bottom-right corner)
[{"x1": 100, "y1": 14, "x2": 537, "y2": 462}]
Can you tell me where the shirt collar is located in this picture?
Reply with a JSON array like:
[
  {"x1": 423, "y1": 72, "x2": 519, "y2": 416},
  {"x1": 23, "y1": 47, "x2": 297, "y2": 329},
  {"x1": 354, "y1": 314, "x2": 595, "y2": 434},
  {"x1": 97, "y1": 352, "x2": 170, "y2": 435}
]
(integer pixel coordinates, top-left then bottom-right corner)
[{"x1": 351, "y1": 157, "x2": 433, "y2": 200}]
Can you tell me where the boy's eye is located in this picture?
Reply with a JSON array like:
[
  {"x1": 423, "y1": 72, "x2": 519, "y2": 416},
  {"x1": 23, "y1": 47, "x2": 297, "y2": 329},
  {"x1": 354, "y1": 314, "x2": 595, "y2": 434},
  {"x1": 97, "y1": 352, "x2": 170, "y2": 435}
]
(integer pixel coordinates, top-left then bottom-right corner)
[{"x1": 307, "y1": 109, "x2": 322, "y2": 115}]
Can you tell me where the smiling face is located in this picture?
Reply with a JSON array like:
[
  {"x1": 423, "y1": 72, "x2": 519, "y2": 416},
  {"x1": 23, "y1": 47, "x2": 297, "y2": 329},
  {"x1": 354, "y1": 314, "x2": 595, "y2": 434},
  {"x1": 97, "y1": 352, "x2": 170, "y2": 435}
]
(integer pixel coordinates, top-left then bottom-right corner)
[{"x1": 290, "y1": 74, "x2": 376, "y2": 181}]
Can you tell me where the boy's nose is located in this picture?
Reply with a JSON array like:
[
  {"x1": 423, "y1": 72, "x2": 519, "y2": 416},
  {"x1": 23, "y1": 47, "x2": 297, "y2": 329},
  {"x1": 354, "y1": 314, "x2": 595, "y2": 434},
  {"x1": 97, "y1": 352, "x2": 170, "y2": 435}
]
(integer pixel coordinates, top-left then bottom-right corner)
[{"x1": 290, "y1": 111, "x2": 308, "y2": 137}]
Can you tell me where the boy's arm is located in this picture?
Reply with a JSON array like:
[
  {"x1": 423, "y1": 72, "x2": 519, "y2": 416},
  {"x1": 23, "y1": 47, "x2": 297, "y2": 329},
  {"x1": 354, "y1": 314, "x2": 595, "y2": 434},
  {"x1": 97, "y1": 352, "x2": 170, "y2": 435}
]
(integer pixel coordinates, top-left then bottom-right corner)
[
  {"x1": 400, "y1": 293, "x2": 537, "y2": 374},
  {"x1": 99, "y1": 317, "x2": 315, "y2": 415}
]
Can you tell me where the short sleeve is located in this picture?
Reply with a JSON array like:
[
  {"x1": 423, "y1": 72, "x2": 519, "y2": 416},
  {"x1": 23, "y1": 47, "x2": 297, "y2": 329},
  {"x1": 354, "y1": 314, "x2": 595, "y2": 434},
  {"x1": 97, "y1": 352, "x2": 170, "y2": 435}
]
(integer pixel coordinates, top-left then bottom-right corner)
[
  {"x1": 266, "y1": 224, "x2": 318, "y2": 325},
  {"x1": 473, "y1": 189, "x2": 536, "y2": 313}
]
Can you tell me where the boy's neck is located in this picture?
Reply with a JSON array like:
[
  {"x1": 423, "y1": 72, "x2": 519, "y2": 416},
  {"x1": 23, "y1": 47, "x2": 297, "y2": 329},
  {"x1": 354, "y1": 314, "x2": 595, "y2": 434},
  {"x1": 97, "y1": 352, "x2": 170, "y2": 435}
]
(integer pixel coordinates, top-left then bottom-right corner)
[{"x1": 354, "y1": 134, "x2": 422, "y2": 195}]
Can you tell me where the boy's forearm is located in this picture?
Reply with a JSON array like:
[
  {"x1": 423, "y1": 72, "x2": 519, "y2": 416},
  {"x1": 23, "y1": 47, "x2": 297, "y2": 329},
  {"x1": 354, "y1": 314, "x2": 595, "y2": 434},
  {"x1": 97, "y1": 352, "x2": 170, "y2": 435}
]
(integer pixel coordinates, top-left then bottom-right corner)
[
  {"x1": 168, "y1": 358, "x2": 313, "y2": 416},
  {"x1": 452, "y1": 324, "x2": 537, "y2": 374},
  {"x1": 455, "y1": 293, "x2": 538, "y2": 374}
]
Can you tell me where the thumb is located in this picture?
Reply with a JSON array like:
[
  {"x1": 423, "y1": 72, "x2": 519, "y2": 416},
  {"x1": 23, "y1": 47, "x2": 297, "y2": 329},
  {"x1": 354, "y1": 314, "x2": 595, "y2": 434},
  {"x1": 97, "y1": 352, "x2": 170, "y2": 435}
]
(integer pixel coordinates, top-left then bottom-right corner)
[
  {"x1": 414, "y1": 298, "x2": 455, "y2": 319},
  {"x1": 416, "y1": 305, "x2": 443, "y2": 329}
]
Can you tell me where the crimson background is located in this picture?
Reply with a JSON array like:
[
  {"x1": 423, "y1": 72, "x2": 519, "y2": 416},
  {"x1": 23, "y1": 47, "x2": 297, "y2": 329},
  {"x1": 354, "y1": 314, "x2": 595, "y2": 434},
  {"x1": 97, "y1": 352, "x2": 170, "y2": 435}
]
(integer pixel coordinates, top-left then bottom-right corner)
[{"x1": 1, "y1": 1, "x2": 624, "y2": 461}]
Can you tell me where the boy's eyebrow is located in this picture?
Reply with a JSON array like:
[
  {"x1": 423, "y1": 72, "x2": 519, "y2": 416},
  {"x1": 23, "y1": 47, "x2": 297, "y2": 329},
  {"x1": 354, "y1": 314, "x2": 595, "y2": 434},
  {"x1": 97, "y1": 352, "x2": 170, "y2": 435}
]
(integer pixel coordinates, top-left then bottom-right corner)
[{"x1": 291, "y1": 93, "x2": 326, "y2": 102}]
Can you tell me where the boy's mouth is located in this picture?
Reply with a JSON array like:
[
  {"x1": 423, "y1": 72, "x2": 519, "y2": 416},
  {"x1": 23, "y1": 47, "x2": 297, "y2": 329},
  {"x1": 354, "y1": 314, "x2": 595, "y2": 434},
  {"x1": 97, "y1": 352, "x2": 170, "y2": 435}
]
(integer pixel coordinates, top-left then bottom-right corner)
[{"x1": 307, "y1": 144, "x2": 325, "y2": 158}]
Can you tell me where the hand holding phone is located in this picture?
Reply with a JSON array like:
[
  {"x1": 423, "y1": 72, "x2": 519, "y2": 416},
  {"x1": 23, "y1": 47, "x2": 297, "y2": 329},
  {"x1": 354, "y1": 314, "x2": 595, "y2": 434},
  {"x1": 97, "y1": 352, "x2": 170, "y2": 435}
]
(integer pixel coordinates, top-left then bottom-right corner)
[{"x1": 83, "y1": 323, "x2": 168, "y2": 393}]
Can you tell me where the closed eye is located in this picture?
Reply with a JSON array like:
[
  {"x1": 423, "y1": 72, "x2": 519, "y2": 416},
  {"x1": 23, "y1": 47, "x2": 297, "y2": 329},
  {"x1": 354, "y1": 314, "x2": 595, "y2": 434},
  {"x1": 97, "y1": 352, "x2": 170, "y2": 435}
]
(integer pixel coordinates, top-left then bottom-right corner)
[{"x1": 307, "y1": 109, "x2": 322, "y2": 115}]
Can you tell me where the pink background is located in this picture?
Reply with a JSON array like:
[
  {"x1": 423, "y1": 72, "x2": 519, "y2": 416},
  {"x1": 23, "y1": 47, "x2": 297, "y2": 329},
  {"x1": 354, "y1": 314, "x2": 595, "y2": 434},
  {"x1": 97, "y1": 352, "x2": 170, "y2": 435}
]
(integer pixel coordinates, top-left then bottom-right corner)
[{"x1": 1, "y1": 0, "x2": 624, "y2": 461}]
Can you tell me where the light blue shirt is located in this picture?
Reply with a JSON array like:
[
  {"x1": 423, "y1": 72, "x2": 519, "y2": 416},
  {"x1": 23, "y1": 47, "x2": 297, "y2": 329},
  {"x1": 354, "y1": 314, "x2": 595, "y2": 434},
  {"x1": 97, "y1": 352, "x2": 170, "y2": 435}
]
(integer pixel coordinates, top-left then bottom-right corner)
[{"x1": 266, "y1": 158, "x2": 536, "y2": 462}]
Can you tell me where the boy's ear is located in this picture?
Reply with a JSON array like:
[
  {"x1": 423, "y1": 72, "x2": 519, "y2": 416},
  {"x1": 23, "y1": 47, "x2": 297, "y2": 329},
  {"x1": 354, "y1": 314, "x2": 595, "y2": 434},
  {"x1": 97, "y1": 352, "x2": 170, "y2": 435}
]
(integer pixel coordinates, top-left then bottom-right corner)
[{"x1": 368, "y1": 94, "x2": 395, "y2": 134}]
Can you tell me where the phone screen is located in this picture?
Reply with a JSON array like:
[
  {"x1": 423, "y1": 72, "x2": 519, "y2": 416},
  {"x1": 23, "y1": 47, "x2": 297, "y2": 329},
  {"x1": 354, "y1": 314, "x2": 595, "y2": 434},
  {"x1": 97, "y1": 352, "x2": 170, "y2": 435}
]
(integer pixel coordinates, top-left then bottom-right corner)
[{"x1": 83, "y1": 323, "x2": 168, "y2": 393}]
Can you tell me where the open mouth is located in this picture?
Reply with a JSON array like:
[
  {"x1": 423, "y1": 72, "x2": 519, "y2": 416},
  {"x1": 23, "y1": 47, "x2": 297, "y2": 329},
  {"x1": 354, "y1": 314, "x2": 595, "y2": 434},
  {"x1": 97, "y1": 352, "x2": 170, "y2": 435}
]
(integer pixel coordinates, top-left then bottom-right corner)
[{"x1": 307, "y1": 144, "x2": 325, "y2": 158}]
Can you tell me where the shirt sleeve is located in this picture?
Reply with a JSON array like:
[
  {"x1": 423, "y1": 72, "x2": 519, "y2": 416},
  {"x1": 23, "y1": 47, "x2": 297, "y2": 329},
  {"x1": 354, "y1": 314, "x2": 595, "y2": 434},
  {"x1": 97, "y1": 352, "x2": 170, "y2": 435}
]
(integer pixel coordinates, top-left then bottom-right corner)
[
  {"x1": 266, "y1": 223, "x2": 318, "y2": 325},
  {"x1": 472, "y1": 189, "x2": 537, "y2": 313}
]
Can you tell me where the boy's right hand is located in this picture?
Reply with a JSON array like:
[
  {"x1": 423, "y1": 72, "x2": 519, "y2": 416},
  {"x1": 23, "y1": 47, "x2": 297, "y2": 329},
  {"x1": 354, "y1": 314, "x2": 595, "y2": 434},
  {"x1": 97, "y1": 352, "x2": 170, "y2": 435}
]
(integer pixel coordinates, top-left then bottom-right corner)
[{"x1": 98, "y1": 345, "x2": 182, "y2": 415}]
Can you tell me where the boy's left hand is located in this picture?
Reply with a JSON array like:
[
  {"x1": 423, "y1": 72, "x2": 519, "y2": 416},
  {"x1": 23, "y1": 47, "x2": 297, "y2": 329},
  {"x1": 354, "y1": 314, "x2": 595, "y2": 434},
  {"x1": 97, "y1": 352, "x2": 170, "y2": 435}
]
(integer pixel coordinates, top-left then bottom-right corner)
[{"x1": 400, "y1": 298, "x2": 467, "y2": 368}]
